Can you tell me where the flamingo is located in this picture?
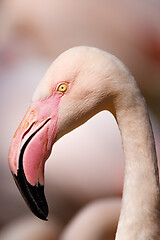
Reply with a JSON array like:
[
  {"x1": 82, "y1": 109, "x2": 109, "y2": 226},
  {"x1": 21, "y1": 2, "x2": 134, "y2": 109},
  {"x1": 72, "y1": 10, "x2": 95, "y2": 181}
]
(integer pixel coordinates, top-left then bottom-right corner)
[
  {"x1": 60, "y1": 198, "x2": 121, "y2": 240},
  {"x1": 8, "y1": 46, "x2": 160, "y2": 239}
]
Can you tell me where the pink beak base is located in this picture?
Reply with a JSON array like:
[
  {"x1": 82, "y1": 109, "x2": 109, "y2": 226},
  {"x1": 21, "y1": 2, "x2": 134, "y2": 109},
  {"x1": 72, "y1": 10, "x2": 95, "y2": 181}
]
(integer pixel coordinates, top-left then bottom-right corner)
[{"x1": 8, "y1": 93, "x2": 61, "y2": 220}]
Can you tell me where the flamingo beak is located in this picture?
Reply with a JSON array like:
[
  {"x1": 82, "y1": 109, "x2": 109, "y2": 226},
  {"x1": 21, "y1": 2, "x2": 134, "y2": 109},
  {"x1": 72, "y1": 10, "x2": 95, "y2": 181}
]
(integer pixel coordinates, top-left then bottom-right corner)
[{"x1": 8, "y1": 94, "x2": 61, "y2": 220}]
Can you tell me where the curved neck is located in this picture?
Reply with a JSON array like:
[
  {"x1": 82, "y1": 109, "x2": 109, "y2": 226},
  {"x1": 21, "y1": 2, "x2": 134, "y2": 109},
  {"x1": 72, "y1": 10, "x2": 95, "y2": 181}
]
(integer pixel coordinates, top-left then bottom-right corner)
[{"x1": 112, "y1": 81, "x2": 160, "y2": 239}]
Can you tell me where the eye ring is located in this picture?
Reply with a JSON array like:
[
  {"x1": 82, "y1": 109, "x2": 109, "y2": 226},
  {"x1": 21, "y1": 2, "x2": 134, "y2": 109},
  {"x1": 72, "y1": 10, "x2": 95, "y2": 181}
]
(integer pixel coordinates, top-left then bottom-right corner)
[{"x1": 57, "y1": 83, "x2": 68, "y2": 93}]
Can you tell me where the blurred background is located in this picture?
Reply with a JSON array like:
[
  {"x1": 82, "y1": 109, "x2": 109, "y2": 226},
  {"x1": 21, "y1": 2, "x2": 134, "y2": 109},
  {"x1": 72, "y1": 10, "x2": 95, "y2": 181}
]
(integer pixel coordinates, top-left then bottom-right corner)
[{"x1": 0, "y1": 0, "x2": 160, "y2": 239}]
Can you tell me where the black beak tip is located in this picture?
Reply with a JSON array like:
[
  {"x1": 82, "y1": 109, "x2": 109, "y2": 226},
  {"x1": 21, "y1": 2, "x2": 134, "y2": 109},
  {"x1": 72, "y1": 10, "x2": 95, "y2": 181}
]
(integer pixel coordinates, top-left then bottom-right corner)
[{"x1": 12, "y1": 171, "x2": 48, "y2": 221}]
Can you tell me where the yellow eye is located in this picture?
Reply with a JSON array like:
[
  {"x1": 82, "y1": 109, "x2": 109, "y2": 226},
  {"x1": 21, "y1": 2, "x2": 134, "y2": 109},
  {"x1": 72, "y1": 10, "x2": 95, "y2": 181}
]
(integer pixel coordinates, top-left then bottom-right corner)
[{"x1": 57, "y1": 83, "x2": 68, "y2": 93}]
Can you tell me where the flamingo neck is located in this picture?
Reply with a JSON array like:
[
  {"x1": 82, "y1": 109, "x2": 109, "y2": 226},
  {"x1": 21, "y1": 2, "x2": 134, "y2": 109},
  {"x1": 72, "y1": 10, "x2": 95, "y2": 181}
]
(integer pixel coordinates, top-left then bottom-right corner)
[{"x1": 114, "y1": 88, "x2": 160, "y2": 239}]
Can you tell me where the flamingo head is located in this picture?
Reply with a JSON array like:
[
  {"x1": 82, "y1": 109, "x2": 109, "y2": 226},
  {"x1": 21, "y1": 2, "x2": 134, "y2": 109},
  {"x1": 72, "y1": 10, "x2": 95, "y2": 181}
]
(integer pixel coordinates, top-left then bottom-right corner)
[{"x1": 8, "y1": 46, "x2": 127, "y2": 220}]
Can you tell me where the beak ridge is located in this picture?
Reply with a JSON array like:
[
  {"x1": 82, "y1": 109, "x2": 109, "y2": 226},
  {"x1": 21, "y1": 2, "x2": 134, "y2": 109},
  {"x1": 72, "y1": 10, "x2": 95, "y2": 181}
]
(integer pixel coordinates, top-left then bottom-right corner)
[{"x1": 11, "y1": 119, "x2": 50, "y2": 220}]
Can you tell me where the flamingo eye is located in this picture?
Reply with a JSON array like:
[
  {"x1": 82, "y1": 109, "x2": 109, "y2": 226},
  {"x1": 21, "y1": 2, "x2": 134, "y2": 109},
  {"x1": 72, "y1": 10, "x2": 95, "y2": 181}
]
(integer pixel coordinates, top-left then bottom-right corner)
[{"x1": 57, "y1": 83, "x2": 68, "y2": 93}]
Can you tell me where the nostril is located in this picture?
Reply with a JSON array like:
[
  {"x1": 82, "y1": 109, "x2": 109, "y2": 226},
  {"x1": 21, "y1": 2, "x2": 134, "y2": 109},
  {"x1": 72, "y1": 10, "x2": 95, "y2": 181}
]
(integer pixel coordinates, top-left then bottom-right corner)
[
  {"x1": 22, "y1": 122, "x2": 35, "y2": 140},
  {"x1": 19, "y1": 118, "x2": 51, "y2": 169}
]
